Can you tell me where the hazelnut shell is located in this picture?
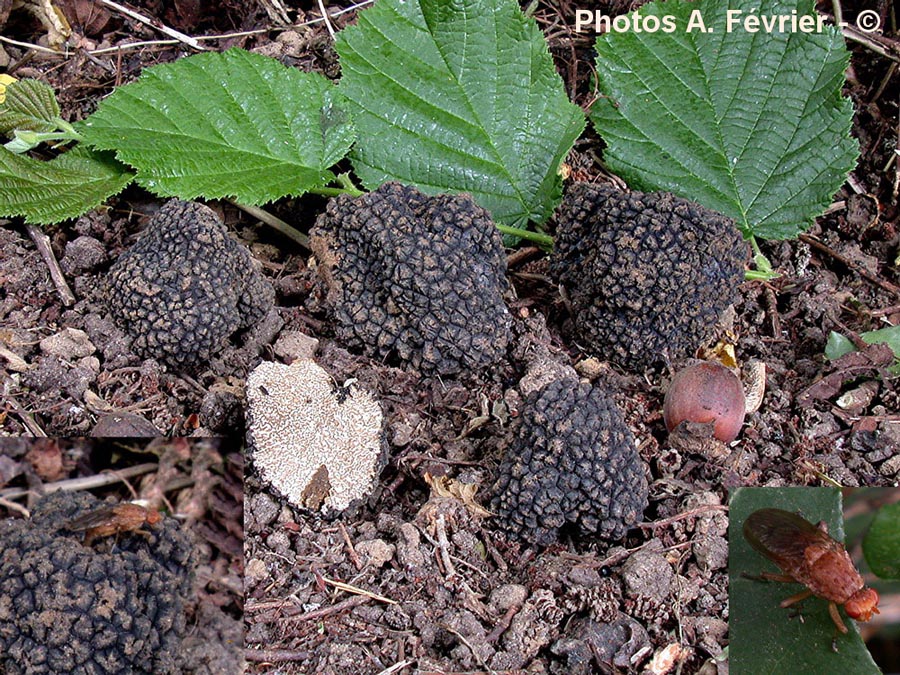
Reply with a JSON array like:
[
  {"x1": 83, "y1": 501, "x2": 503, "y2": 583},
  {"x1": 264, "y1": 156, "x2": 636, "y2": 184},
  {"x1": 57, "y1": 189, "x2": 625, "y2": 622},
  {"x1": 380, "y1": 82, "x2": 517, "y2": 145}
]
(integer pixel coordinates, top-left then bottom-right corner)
[{"x1": 663, "y1": 362, "x2": 746, "y2": 442}]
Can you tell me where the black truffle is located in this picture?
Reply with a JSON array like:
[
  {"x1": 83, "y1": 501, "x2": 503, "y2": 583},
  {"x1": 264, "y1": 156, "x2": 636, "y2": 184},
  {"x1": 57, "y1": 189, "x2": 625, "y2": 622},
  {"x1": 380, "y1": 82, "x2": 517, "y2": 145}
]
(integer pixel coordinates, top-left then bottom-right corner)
[
  {"x1": 0, "y1": 491, "x2": 194, "y2": 674},
  {"x1": 549, "y1": 183, "x2": 748, "y2": 370},
  {"x1": 105, "y1": 200, "x2": 275, "y2": 368},
  {"x1": 310, "y1": 183, "x2": 511, "y2": 375},
  {"x1": 491, "y1": 377, "x2": 648, "y2": 545}
]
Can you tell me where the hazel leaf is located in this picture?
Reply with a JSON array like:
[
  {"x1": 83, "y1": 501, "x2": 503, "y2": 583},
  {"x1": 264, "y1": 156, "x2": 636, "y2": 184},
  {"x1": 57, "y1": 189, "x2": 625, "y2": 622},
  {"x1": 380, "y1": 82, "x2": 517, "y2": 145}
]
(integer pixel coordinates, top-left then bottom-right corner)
[
  {"x1": 590, "y1": 0, "x2": 858, "y2": 240},
  {"x1": 80, "y1": 48, "x2": 355, "y2": 205},
  {"x1": 336, "y1": 0, "x2": 585, "y2": 227},
  {"x1": 0, "y1": 146, "x2": 133, "y2": 224},
  {"x1": 0, "y1": 79, "x2": 62, "y2": 136}
]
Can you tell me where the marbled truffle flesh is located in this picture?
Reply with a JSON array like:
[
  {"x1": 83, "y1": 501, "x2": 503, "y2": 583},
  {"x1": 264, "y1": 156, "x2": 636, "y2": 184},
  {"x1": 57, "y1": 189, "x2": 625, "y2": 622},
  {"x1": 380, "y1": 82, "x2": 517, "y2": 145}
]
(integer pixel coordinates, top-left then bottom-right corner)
[
  {"x1": 246, "y1": 359, "x2": 385, "y2": 513},
  {"x1": 310, "y1": 182, "x2": 511, "y2": 375},
  {"x1": 105, "y1": 200, "x2": 274, "y2": 369}
]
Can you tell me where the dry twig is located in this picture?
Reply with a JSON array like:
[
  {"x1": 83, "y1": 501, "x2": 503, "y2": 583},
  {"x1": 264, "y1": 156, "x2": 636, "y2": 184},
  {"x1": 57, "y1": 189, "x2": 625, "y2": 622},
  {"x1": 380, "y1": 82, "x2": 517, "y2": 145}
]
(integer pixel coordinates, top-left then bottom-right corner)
[
  {"x1": 0, "y1": 462, "x2": 158, "y2": 500},
  {"x1": 25, "y1": 224, "x2": 75, "y2": 307},
  {"x1": 97, "y1": 0, "x2": 205, "y2": 51}
]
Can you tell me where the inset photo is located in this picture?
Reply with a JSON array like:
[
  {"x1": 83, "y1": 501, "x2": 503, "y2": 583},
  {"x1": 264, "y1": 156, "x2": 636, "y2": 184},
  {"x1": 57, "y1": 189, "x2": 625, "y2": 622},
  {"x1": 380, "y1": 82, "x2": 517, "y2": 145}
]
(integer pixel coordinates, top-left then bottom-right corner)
[
  {"x1": 729, "y1": 487, "x2": 900, "y2": 674},
  {"x1": 0, "y1": 438, "x2": 243, "y2": 675}
]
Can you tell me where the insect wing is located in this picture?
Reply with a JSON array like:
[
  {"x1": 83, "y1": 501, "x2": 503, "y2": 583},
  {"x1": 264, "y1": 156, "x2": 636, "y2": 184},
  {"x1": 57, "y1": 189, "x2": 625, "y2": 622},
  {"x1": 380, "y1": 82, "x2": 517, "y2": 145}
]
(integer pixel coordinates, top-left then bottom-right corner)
[
  {"x1": 64, "y1": 506, "x2": 120, "y2": 533},
  {"x1": 742, "y1": 508, "x2": 841, "y2": 584}
]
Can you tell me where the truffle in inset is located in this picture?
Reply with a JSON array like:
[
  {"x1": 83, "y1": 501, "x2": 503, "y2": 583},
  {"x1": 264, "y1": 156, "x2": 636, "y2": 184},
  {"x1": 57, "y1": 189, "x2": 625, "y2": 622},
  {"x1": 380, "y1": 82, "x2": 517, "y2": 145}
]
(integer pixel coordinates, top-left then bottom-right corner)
[
  {"x1": 246, "y1": 359, "x2": 386, "y2": 513},
  {"x1": 310, "y1": 182, "x2": 511, "y2": 375},
  {"x1": 491, "y1": 377, "x2": 648, "y2": 545},
  {"x1": 0, "y1": 491, "x2": 194, "y2": 674},
  {"x1": 105, "y1": 200, "x2": 275, "y2": 369},
  {"x1": 549, "y1": 183, "x2": 748, "y2": 370}
]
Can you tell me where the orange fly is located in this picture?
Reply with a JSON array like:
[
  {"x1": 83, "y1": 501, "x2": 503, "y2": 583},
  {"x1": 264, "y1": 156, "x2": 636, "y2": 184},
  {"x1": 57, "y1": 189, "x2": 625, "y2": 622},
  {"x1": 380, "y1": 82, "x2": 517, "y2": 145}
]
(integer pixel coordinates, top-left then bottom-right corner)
[
  {"x1": 743, "y1": 507, "x2": 879, "y2": 634},
  {"x1": 65, "y1": 503, "x2": 162, "y2": 546}
]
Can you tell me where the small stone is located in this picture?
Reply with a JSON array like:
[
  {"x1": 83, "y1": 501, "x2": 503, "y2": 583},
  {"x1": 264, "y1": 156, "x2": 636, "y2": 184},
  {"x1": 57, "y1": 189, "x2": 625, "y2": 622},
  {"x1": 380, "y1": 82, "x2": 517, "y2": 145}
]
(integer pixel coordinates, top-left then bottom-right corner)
[
  {"x1": 248, "y1": 493, "x2": 281, "y2": 529},
  {"x1": 273, "y1": 330, "x2": 320, "y2": 362},
  {"x1": 91, "y1": 412, "x2": 162, "y2": 437},
  {"x1": 245, "y1": 558, "x2": 268, "y2": 582},
  {"x1": 622, "y1": 550, "x2": 674, "y2": 602},
  {"x1": 77, "y1": 356, "x2": 101, "y2": 373},
  {"x1": 356, "y1": 539, "x2": 395, "y2": 568},
  {"x1": 199, "y1": 390, "x2": 243, "y2": 433},
  {"x1": 61, "y1": 235, "x2": 107, "y2": 274},
  {"x1": 40, "y1": 328, "x2": 95, "y2": 360},
  {"x1": 397, "y1": 523, "x2": 426, "y2": 571},
  {"x1": 489, "y1": 584, "x2": 528, "y2": 611},
  {"x1": 693, "y1": 535, "x2": 728, "y2": 572},
  {"x1": 879, "y1": 454, "x2": 900, "y2": 477}
]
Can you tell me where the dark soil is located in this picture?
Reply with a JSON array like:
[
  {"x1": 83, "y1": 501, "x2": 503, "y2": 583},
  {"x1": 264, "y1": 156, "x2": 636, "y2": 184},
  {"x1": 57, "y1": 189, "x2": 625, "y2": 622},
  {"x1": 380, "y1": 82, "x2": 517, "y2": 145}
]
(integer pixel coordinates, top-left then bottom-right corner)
[{"x1": 0, "y1": 1, "x2": 898, "y2": 674}]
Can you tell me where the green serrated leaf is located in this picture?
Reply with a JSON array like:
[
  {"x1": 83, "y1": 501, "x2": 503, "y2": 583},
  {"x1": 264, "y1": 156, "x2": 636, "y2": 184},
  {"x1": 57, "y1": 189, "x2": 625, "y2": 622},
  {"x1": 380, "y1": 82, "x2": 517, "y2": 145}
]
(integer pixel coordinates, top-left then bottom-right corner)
[
  {"x1": 79, "y1": 48, "x2": 355, "y2": 205},
  {"x1": 863, "y1": 502, "x2": 900, "y2": 580},
  {"x1": 591, "y1": 0, "x2": 858, "y2": 240},
  {"x1": 0, "y1": 146, "x2": 134, "y2": 224},
  {"x1": 730, "y1": 488, "x2": 881, "y2": 674},
  {"x1": 0, "y1": 79, "x2": 62, "y2": 136},
  {"x1": 336, "y1": 0, "x2": 585, "y2": 227}
]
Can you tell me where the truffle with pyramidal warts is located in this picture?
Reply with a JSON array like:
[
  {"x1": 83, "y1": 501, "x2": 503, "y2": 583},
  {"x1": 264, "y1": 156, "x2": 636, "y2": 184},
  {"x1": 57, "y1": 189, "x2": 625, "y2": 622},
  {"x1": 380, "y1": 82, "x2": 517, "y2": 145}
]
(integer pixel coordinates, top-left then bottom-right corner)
[
  {"x1": 105, "y1": 200, "x2": 275, "y2": 369},
  {"x1": 310, "y1": 182, "x2": 512, "y2": 375},
  {"x1": 549, "y1": 183, "x2": 748, "y2": 370},
  {"x1": 491, "y1": 377, "x2": 648, "y2": 545},
  {"x1": 0, "y1": 490, "x2": 194, "y2": 674},
  {"x1": 246, "y1": 359, "x2": 386, "y2": 513}
]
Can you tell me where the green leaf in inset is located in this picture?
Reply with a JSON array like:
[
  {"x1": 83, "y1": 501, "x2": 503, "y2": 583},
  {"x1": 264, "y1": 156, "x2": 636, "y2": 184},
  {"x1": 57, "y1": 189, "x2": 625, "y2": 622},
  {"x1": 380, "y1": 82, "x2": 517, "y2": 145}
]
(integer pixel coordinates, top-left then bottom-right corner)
[
  {"x1": 0, "y1": 79, "x2": 62, "y2": 136},
  {"x1": 863, "y1": 502, "x2": 900, "y2": 579},
  {"x1": 0, "y1": 146, "x2": 134, "y2": 224},
  {"x1": 80, "y1": 49, "x2": 355, "y2": 205},
  {"x1": 825, "y1": 326, "x2": 900, "y2": 373},
  {"x1": 591, "y1": 0, "x2": 858, "y2": 240},
  {"x1": 859, "y1": 325, "x2": 900, "y2": 358},
  {"x1": 336, "y1": 0, "x2": 585, "y2": 227},
  {"x1": 730, "y1": 488, "x2": 881, "y2": 674}
]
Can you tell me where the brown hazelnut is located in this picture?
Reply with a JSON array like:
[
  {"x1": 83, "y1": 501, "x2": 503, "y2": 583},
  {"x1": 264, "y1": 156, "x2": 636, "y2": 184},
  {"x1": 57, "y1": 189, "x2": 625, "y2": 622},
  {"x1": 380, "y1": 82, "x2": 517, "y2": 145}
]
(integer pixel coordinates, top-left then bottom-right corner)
[{"x1": 663, "y1": 362, "x2": 746, "y2": 442}]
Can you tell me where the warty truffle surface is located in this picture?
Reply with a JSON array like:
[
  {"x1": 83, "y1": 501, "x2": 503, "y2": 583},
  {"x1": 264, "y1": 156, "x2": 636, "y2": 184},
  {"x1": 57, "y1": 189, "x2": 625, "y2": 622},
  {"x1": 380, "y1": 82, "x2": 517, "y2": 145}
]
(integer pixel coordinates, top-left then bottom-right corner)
[
  {"x1": 491, "y1": 377, "x2": 648, "y2": 545},
  {"x1": 549, "y1": 183, "x2": 748, "y2": 370},
  {"x1": 105, "y1": 199, "x2": 275, "y2": 369},
  {"x1": 310, "y1": 182, "x2": 512, "y2": 375},
  {"x1": 0, "y1": 491, "x2": 194, "y2": 674}
]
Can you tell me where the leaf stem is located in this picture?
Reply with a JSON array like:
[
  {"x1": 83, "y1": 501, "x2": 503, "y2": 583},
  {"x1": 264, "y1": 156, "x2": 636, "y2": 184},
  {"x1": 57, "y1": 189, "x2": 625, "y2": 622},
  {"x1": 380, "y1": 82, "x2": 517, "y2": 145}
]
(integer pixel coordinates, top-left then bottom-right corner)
[
  {"x1": 230, "y1": 201, "x2": 309, "y2": 249},
  {"x1": 335, "y1": 172, "x2": 365, "y2": 196},
  {"x1": 748, "y1": 235, "x2": 779, "y2": 281},
  {"x1": 495, "y1": 224, "x2": 554, "y2": 249},
  {"x1": 4, "y1": 128, "x2": 83, "y2": 153},
  {"x1": 309, "y1": 186, "x2": 363, "y2": 198}
]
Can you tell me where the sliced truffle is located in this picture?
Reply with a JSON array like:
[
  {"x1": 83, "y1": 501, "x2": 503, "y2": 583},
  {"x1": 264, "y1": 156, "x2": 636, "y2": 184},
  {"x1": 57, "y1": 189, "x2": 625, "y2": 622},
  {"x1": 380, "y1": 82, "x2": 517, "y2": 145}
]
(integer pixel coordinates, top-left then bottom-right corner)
[
  {"x1": 491, "y1": 377, "x2": 648, "y2": 545},
  {"x1": 549, "y1": 183, "x2": 748, "y2": 370},
  {"x1": 246, "y1": 359, "x2": 386, "y2": 513},
  {"x1": 310, "y1": 182, "x2": 512, "y2": 375},
  {"x1": 0, "y1": 491, "x2": 194, "y2": 674},
  {"x1": 105, "y1": 200, "x2": 275, "y2": 369}
]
